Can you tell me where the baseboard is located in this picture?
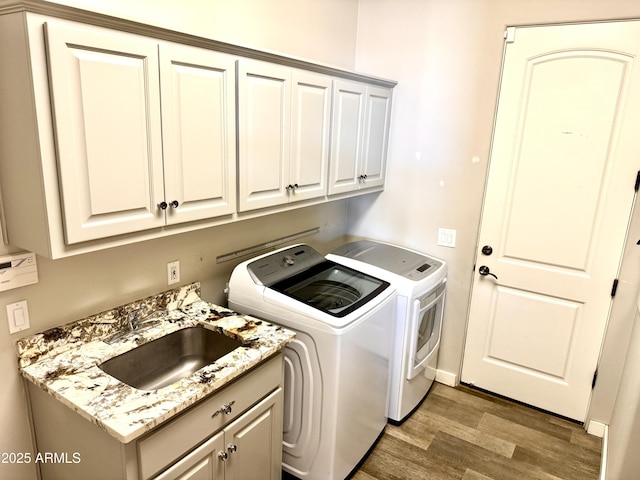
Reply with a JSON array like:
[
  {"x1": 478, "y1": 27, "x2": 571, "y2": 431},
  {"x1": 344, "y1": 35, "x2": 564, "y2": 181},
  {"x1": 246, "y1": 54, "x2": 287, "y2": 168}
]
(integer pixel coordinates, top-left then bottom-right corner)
[
  {"x1": 587, "y1": 419, "x2": 606, "y2": 438},
  {"x1": 599, "y1": 424, "x2": 608, "y2": 480},
  {"x1": 435, "y1": 369, "x2": 458, "y2": 387}
]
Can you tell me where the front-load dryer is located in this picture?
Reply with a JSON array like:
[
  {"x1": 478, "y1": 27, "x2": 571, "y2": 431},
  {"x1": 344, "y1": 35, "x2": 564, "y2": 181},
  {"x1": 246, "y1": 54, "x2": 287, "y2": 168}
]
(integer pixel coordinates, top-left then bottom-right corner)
[
  {"x1": 328, "y1": 240, "x2": 446, "y2": 424},
  {"x1": 227, "y1": 244, "x2": 396, "y2": 480}
]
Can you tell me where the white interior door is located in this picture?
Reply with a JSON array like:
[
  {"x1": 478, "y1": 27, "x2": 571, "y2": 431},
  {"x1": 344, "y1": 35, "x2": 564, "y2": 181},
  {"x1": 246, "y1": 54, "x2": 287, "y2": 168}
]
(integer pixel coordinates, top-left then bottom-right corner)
[{"x1": 462, "y1": 22, "x2": 640, "y2": 421}]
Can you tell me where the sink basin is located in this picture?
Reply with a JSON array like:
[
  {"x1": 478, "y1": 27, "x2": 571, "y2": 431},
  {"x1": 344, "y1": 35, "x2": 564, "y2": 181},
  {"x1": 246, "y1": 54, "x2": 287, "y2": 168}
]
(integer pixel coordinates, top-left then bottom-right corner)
[{"x1": 98, "y1": 326, "x2": 243, "y2": 390}]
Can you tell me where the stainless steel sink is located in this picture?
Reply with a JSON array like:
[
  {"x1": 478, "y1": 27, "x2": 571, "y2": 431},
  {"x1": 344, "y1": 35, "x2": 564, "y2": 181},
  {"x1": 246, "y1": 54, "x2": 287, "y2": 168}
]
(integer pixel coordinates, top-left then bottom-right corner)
[{"x1": 98, "y1": 326, "x2": 243, "y2": 390}]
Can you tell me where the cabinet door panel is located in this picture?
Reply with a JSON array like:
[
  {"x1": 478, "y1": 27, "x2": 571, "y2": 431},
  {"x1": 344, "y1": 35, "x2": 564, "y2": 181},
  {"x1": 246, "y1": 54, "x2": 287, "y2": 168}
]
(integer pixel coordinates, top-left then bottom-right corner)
[
  {"x1": 45, "y1": 22, "x2": 165, "y2": 243},
  {"x1": 238, "y1": 61, "x2": 291, "y2": 211},
  {"x1": 154, "y1": 431, "x2": 224, "y2": 480},
  {"x1": 361, "y1": 86, "x2": 392, "y2": 189},
  {"x1": 329, "y1": 80, "x2": 366, "y2": 195},
  {"x1": 290, "y1": 71, "x2": 331, "y2": 202},
  {"x1": 226, "y1": 388, "x2": 283, "y2": 480},
  {"x1": 160, "y1": 44, "x2": 237, "y2": 224}
]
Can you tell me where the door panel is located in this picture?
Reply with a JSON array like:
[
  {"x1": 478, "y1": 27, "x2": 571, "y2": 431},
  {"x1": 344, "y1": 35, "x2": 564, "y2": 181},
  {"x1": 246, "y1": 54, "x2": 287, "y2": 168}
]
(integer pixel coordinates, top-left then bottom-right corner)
[
  {"x1": 45, "y1": 23, "x2": 165, "y2": 243},
  {"x1": 160, "y1": 44, "x2": 237, "y2": 224},
  {"x1": 486, "y1": 287, "x2": 582, "y2": 378},
  {"x1": 503, "y1": 53, "x2": 628, "y2": 271},
  {"x1": 290, "y1": 71, "x2": 331, "y2": 202},
  {"x1": 238, "y1": 61, "x2": 290, "y2": 211},
  {"x1": 329, "y1": 80, "x2": 365, "y2": 195},
  {"x1": 462, "y1": 22, "x2": 640, "y2": 421},
  {"x1": 361, "y1": 86, "x2": 392, "y2": 188}
]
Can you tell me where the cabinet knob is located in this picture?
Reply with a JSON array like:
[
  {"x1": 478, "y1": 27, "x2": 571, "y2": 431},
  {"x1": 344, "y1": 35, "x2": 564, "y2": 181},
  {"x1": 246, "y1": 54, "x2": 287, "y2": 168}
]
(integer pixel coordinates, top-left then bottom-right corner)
[
  {"x1": 218, "y1": 451, "x2": 228, "y2": 462},
  {"x1": 157, "y1": 201, "x2": 168, "y2": 210},
  {"x1": 227, "y1": 444, "x2": 238, "y2": 454},
  {"x1": 169, "y1": 200, "x2": 179, "y2": 209}
]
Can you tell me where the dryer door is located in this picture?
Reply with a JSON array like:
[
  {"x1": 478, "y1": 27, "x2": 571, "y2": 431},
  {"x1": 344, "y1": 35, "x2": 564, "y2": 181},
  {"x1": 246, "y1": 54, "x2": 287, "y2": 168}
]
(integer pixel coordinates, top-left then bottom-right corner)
[{"x1": 407, "y1": 282, "x2": 445, "y2": 380}]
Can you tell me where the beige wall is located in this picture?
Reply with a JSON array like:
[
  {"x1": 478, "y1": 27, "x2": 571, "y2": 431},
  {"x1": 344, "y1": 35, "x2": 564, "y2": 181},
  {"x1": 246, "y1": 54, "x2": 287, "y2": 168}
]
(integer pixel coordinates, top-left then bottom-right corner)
[
  {"x1": 43, "y1": 0, "x2": 359, "y2": 69},
  {"x1": 6, "y1": 1, "x2": 640, "y2": 478},
  {"x1": 0, "y1": 1, "x2": 358, "y2": 478},
  {"x1": 352, "y1": 0, "x2": 640, "y2": 427}
]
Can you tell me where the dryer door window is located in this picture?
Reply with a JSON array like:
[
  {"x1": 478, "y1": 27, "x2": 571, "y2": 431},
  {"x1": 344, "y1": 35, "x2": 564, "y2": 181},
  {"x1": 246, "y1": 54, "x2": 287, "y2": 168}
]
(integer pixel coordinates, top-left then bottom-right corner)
[{"x1": 407, "y1": 282, "x2": 445, "y2": 380}]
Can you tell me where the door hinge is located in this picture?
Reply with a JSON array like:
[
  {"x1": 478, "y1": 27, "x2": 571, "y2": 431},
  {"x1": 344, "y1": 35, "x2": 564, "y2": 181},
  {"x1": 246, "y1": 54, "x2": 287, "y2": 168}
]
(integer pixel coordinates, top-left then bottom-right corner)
[
  {"x1": 592, "y1": 368, "x2": 598, "y2": 389},
  {"x1": 634, "y1": 171, "x2": 640, "y2": 192},
  {"x1": 611, "y1": 278, "x2": 619, "y2": 297},
  {"x1": 504, "y1": 27, "x2": 516, "y2": 43}
]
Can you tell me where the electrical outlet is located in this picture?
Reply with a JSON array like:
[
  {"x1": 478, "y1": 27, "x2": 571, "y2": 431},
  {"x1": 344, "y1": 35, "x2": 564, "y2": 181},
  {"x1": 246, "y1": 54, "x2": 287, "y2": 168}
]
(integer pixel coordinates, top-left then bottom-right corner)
[{"x1": 167, "y1": 261, "x2": 180, "y2": 285}]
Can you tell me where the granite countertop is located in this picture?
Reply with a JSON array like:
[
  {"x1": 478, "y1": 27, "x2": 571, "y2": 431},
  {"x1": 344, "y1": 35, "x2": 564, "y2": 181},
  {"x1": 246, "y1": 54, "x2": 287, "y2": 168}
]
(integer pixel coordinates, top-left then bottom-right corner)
[{"x1": 16, "y1": 282, "x2": 295, "y2": 443}]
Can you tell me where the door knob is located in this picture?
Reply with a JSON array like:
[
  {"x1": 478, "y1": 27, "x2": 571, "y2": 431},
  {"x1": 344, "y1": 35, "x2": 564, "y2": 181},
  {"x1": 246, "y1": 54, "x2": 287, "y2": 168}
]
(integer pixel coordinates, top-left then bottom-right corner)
[
  {"x1": 481, "y1": 245, "x2": 493, "y2": 255},
  {"x1": 478, "y1": 265, "x2": 498, "y2": 279}
]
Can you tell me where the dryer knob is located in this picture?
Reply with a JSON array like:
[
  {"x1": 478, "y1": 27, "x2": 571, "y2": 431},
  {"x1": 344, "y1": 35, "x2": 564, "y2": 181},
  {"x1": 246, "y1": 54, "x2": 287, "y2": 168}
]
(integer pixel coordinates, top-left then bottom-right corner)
[{"x1": 283, "y1": 255, "x2": 296, "y2": 266}]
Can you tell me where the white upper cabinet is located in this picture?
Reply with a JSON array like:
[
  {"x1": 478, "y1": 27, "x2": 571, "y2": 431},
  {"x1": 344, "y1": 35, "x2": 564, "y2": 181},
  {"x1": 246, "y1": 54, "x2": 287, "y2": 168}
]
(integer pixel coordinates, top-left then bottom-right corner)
[
  {"x1": 238, "y1": 61, "x2": 291, "y2": 212},
  {"x1": 159, "y1": 44, "x2": 237, "y2": 225},
  {"x1": 238, "y1": 60, "x2": 331, "y2": 212},
  {"x1": 0, "y1": 5, "x2": 394, "y2": 258},
  {"x1": 45, "y1": 23, "x2": 166, "y2": 244},
  {"x1": 329, "y1": 80, "x2": 392, "y2": 195},
  {"x1": 45, "y1": 22, "x2": 236, "y2": 244},
  {"x1": 289, "y1": 71, "x2": 332, "y2": 203}
]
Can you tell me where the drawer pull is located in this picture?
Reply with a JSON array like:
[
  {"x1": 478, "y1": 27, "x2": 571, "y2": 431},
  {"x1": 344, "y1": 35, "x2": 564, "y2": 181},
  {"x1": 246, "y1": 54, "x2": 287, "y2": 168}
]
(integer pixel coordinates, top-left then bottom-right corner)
[{"x1": 212, "y1": 400, "x2": 235, "y2": 417}]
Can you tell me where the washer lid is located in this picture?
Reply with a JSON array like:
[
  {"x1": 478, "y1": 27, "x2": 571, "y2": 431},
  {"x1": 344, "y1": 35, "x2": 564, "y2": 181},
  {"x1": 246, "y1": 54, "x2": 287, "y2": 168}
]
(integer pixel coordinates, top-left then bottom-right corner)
[{"x1": 331, "y1": 240, "x2": 444, "y2": 281}]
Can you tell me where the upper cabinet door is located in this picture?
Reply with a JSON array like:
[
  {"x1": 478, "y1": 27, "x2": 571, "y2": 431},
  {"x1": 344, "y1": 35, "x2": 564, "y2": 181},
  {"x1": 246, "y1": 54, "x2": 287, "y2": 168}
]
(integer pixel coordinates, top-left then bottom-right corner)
[
  {"x1": 238, "y1": 60, "x2": 291, "y2": 212},
  {"x1": 328, "y1": 80, "x2": 392, "y2": 196},
  {"x1": 328, "y1": 80, "x2": 366, "y2": 195},
  {"x1": 361, "y1": 86, "x2": 392, "y2": 189},
  {"x1": 45, "y1": 22, "x2": 165, "y2": 244},
  {"x1": 289, "y1": 71, "x2": 332, "y2": 203},
  {"x1": 159, "y1": 44, "x2": 237, "y2": 225}
]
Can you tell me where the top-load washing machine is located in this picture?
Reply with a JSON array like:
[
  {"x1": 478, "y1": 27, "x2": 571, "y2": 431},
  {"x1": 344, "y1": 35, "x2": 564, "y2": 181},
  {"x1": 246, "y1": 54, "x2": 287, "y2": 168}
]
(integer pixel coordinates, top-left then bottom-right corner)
[
  {"x1": 328, "y1": 240, "x2": 446, "y2": 423},
  {"x1": 227, "y1": 244, "x2": 396, "y2": 480}
]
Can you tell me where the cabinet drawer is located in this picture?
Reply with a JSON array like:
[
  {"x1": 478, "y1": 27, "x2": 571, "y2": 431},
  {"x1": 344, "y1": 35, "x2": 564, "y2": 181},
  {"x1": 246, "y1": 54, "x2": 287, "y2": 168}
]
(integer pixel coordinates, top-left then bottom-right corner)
[{"x1": 138, "y1": 353, "x2": 283, "y2": 480}]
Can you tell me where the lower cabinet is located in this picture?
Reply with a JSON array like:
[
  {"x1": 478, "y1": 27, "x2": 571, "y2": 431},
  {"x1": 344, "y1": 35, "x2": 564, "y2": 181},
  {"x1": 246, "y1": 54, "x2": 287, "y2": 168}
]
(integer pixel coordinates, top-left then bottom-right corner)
[
  {"x1": 155, "y1": 389, "x2": 283, "y2": 480},
  {"x1": 26, "y1": 354, "x2": 284, "y2": 480}
]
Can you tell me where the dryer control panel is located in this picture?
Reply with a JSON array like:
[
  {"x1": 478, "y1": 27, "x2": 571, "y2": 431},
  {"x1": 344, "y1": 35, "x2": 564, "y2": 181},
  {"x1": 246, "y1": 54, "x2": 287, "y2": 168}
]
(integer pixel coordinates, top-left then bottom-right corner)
[{"x1": 247, "y1": 244, "x2": 325, "y2": 286}]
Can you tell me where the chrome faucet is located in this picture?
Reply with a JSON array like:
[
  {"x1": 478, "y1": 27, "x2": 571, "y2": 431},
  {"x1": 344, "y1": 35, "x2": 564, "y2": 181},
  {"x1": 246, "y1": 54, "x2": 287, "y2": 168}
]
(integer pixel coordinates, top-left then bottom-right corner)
[{"x1": 127, "y1": 311, "x2": 139, "y2": 331}]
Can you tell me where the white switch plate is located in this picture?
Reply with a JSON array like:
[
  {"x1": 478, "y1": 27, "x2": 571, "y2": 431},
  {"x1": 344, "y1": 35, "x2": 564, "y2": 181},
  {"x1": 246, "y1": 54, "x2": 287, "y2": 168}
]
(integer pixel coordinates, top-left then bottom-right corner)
[
  {"x1": 7, "y1": 300, "x2": 30, "y2": 334},
  {"x1": 437, "y1": 228, "x2": 457, "y2": 248}
]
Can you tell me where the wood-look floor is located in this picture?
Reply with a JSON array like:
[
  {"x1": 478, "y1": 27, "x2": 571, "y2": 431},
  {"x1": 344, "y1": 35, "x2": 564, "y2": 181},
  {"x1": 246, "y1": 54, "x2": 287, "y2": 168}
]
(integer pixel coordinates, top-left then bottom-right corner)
[{"x1": 352, "y1": 383, "x2": 602, "y2": 480}]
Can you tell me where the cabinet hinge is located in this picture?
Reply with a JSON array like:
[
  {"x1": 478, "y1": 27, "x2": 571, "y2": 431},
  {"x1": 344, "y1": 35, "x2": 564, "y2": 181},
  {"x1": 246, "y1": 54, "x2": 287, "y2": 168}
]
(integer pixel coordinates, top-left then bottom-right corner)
[
  {"x1": 611, "y1": 278, "x2": 619, "y2": 297},
  {"x1": 635, "y1": 171, "x2": 640, "y2": 192},
  {"x1": 592, "y1": 368, "x2": 598, "y2": 389},
  {"x1": 504, "y1": 27, "x2": 516, "y2": 43}
]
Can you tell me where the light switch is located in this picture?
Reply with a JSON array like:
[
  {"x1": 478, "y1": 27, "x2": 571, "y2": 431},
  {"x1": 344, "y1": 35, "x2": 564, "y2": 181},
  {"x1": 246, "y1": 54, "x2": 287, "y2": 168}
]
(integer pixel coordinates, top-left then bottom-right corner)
[
  {"x1": 7, "y1": 300, "x2": 30, "y2": 334},
  {"x1": 437, "y1": 228, "x2": 457, "y2": 248}
]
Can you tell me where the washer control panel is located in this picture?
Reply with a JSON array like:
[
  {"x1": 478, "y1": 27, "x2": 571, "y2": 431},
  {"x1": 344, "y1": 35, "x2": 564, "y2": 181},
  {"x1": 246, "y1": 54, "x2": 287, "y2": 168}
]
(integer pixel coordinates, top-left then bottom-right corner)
[{"x1": 247, "y1": 244, "x2": 325, "y2": 286}]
